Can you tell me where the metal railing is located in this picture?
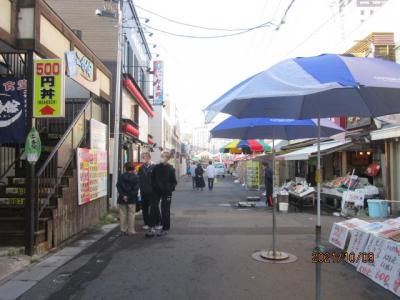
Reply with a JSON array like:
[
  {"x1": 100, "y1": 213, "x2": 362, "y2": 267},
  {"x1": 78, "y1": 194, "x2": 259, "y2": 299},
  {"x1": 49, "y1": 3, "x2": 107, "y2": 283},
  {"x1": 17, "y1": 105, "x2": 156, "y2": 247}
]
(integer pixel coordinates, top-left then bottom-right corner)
[
  {"x1": 35, "y1": 98, "x2": 93, "y2": 223},
  {"x1": 0, "y1": 144, "x2": 23, "y2": 183}
]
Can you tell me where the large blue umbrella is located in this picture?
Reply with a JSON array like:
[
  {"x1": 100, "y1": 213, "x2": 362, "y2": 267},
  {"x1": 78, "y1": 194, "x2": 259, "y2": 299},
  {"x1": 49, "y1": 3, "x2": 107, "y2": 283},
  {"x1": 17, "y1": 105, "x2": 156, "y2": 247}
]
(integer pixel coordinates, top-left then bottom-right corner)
[
  {"x1": 210, "y1": 116, "x2": 344, "y2": 140},
  {"x1": 210, "y1": 116, "x2": 344, "y2": 261},
  {"x1": 205, "y1": 54, "x2": 400, "y2": 120},
  {"x1": 204, "y1": 54, "x2": 400, "y2": 299}
]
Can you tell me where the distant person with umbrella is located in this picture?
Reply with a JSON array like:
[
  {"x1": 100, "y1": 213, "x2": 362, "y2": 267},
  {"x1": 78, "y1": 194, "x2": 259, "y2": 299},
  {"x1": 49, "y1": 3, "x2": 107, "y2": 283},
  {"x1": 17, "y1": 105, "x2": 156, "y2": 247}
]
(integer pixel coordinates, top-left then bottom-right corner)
[
  {"x1": 195, "y1": 163, "x2": 205, "y2": 191},
  {"x1": 262, "y1": 162, "x2": 273, "y2": 207}
]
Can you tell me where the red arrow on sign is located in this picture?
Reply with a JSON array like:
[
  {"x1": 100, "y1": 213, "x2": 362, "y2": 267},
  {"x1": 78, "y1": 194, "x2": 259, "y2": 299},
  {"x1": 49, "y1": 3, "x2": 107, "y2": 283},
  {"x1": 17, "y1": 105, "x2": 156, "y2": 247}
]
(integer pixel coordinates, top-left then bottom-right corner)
[{"x1": 40, "y1": 105, "x2": 55, "y2": 115}]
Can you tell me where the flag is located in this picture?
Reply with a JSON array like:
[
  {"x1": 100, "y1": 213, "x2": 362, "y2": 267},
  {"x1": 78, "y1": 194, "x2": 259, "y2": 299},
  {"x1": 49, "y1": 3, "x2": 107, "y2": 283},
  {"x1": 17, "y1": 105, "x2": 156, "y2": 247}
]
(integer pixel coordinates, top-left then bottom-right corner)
[{"x1": 0, "y1": 77, "x2": 27, "y2": 143}]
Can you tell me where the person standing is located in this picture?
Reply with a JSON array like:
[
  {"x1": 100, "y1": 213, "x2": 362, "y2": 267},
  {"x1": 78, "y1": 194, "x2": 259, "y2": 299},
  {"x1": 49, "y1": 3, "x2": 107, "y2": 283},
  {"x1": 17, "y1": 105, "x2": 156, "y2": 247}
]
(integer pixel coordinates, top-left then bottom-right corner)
[
  {"x1": 195, "y1": 163, "x2": 205, "y2": 191},
  {"x1": 190, "y1": 162, "x2": 197, "y2": 190},
  {"x1": 116, "y1": 162, "x2": 139, "y2": 235},
  {"x1": 262, "y1": 161, "x2": 273, "y2": 207},
  {"x1": 206, "y1": 161, "x2": 216, "y2": 191},
  {"x1": 138, "y1": 152, "x2": 158, "y2": 231},
  {"x1": 151, "y1": 151, "x2": 178, "y2": 236}
]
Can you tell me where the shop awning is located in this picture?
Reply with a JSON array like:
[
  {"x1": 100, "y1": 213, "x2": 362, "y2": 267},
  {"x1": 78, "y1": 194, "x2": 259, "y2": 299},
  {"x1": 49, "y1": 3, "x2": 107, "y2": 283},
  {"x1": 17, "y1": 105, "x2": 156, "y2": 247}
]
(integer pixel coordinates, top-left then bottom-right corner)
[
  {"x1": 370, "y1": 125, "x2": 400, "y2": 141},
  {"x1": 277, "y1": 140, "x2": 352, "y2": 161}
]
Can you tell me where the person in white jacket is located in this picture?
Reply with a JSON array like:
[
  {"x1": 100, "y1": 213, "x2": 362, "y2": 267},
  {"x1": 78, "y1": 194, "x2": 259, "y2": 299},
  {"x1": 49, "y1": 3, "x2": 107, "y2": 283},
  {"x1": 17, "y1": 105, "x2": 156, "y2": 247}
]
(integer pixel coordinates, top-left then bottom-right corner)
[{"x1": 206, "y1": 161, "x2": 216, "y2": 191}]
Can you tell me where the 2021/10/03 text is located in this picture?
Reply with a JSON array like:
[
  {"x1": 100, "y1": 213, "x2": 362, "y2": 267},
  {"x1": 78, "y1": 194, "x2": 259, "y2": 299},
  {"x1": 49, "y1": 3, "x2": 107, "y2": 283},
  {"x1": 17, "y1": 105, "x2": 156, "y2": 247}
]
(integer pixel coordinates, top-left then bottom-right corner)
[{"x1": 312, "y1": 251, "x2": 375, "y2": 264}]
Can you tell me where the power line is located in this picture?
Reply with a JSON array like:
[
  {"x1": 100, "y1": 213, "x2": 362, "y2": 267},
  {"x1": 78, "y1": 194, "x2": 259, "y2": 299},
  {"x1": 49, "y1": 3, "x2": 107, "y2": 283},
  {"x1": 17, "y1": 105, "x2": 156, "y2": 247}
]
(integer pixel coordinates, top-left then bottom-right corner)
[
  {"x1": 144, "y1": 22, "x2": 276, "y2": 39},
  {"x1": 276, "y1": 0, "x2": 296, "y2": 29},
  {"x1": 135, "y1": 3, "x2": 278, "y2": 32}
]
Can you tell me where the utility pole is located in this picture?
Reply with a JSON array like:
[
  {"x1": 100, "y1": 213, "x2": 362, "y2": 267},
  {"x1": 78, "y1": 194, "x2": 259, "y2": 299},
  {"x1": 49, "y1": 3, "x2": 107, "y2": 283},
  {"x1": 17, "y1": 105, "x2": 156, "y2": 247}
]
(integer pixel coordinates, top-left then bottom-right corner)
[{"x1": 111, "y1": 0, "x2": 123, "y2": 207}]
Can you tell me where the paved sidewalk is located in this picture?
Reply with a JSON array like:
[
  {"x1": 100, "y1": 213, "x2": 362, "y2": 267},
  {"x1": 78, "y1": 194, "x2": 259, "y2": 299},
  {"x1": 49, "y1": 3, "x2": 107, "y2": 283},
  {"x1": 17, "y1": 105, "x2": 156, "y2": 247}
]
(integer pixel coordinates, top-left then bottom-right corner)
[{"x1": 0, "y1": 223, "x2": 118, "y2": 300}]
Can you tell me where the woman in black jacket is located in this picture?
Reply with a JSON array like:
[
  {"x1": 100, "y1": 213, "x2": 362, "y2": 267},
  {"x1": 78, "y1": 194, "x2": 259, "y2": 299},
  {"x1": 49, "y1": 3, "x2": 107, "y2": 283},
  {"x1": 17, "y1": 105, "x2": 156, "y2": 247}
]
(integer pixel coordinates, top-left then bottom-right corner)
[
  {"x1": 116, "y1": 162, "x2": 139, "y2": 235},
  {"x1": 195, "y1": 164, "x2": 205, "y2": 191}
]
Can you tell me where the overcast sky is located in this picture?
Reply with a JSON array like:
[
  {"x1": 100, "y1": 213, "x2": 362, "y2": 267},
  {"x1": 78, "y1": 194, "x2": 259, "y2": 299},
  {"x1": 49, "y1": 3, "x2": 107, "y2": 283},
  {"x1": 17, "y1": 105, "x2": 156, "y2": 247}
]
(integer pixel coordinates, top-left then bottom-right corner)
[{"x1": 133, "y1": 0, "x2": 351, "y2": 132}]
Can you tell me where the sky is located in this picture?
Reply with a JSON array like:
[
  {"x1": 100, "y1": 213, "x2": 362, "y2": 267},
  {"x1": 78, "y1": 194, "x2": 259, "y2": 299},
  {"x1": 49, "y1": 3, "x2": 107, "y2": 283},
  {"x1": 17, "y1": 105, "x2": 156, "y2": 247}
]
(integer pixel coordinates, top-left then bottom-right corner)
[{"x1": 132, "y1": 0, "x2": 378, "y2": 133}]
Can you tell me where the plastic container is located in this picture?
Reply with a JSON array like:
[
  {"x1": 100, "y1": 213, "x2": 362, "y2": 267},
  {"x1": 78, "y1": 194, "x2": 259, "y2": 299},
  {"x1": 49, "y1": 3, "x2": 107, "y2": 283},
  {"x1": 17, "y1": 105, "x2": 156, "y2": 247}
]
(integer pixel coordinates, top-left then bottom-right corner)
[
  {"x1": 367, "y1": 199, "x2": 389, "y2": 218},
  {"x1": 279, "y1": 202, "x2": 289, "y2": 213}
]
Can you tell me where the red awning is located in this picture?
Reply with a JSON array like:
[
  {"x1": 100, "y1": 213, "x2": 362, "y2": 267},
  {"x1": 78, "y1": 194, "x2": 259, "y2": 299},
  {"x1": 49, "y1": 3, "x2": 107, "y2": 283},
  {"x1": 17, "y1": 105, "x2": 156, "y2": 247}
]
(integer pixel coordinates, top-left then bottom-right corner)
[
  {"x1": 123, "y1": 78, "x2": 154, "y2": 117},
  {"x1": 122, "y1": 123, "x2": 139, "y2": 138}
]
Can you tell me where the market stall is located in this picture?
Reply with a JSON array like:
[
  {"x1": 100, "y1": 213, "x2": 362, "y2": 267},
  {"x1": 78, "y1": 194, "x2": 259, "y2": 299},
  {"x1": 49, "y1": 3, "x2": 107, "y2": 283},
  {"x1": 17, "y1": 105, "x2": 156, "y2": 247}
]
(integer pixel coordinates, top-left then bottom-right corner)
[
  {"x1": 281, "y1": 178, "x2": 316, "y2": 211},
  {"x1": 328, "y1": 217, "x2": 400, "y2": 297}
]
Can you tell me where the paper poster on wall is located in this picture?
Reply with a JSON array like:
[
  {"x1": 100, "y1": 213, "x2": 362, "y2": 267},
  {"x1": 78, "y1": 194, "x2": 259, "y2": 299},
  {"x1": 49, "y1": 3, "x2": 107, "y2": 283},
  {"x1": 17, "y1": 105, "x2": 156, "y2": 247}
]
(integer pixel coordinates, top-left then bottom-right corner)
[
  {"x1": 90, "y1": 119, "x2": 107, "y2": 150},
  {"x1": 77, "y1": 148, "x2": 108, "y2": 205}
]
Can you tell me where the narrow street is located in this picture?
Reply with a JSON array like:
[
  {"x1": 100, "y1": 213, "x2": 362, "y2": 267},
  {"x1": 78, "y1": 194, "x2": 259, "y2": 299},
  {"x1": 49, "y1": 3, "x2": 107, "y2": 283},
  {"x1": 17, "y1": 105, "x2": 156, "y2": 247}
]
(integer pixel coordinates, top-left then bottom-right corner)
[{"x1": 20, "y1": 177, "x2": 395, "y2": 300}]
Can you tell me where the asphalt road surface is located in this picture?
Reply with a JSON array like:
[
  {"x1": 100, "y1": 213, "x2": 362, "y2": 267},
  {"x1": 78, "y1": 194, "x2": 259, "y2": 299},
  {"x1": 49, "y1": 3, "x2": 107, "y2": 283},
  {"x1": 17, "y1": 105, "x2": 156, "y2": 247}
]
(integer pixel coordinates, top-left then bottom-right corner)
[{"x1": 21, "y1": 177, "x2": 397, "y2": 300}]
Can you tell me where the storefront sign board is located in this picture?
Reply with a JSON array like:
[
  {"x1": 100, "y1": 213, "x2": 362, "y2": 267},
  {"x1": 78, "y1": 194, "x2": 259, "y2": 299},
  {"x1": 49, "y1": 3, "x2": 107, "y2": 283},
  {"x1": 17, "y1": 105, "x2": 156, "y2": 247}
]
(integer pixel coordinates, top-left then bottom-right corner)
[{"x1": 33, "y1": 58, "x2": 65, "y2": 118}]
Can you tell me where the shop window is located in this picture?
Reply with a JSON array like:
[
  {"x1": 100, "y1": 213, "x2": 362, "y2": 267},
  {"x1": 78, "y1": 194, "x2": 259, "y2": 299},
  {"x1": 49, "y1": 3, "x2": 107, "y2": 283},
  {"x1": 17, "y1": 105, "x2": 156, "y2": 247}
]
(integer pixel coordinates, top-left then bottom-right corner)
[
  {"x1": 134, "y1": 56, "x2": 139, "y2": 79},
  {"x1": 125, "y1": 40, "x2": 134, "y2": 76},
  {"x1": 132, "y1": 104, "x2": 139, "y2": 124},
  {"x1": 91, "y1": 102, "x2": 102, "y2": 122}
]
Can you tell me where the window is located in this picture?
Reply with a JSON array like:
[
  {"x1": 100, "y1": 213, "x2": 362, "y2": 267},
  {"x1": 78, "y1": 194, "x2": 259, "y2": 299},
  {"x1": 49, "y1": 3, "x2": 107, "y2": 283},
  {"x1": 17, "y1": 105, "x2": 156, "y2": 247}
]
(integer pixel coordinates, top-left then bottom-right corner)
[
  {"x1": 140, "y1": 68, "x2": 146, "y2": 95},
  {"x1": 124, "y1": 40, "x2": 134, "y2": 75},
  {"x1": 132, "y1": 104, "x2": 139, "y2": 124},
  {"x1": 134, "y1": 56, "x2": 139, "y2": 79}
]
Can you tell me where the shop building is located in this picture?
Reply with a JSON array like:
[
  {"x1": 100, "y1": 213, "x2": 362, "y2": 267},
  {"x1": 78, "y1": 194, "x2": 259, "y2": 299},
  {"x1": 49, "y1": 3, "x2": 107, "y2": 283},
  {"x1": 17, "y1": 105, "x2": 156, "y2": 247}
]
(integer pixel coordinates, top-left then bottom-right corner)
[
  {"x1": 0, "y1": 0, "x2": 112, "y2": 254},
  {"x1": 149, "y1": 98, "x2": 185, "y2": 175},
  {"x1": 47, "y1": 0, "x2": 155, "y2": 181}
]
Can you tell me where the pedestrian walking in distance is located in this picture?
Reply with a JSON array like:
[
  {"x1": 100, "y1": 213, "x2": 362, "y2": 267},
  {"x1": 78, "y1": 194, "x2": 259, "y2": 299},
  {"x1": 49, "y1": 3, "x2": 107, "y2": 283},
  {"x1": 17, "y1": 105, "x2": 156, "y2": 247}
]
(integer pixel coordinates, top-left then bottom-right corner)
[
  {"x1": 195, "y1": 163, "x2": 205, "y2": 191},
  {"x1": 138, "y1": 153, "x2": 159, "y2": 234},
  {"x1": 151, "y1": 151, "x2": 178, "y2": 236},
  {"x1": 262, "y1": 161, "x2": 273, "y2": 207},
  {"x1": 116, "y1": 162, "x2": 139, "y2": 236},
  {"x1": 206, "y1": 161, "x2": 216, "y2": 191},
  {"x1": 190, "y1": 162, "x2": 197, "y2": 190}
]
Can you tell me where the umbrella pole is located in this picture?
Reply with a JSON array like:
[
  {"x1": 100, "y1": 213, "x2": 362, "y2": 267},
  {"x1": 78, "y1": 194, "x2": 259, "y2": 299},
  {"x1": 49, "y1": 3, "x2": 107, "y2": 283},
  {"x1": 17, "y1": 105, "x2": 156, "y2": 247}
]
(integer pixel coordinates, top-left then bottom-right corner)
[
  {"x1": 316, "y1": 116, "x2": 322, "y2": 300},
  {"x1": 272, "y1": 138, "x2": 276, "y2": 257}
]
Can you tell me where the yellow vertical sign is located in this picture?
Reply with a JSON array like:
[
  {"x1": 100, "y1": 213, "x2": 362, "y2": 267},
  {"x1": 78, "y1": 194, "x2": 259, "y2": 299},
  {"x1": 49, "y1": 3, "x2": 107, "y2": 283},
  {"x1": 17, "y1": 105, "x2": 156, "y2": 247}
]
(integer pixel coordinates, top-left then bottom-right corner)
[{"x1": 33, "y1": 58, "x2": 65, "y2": 118}]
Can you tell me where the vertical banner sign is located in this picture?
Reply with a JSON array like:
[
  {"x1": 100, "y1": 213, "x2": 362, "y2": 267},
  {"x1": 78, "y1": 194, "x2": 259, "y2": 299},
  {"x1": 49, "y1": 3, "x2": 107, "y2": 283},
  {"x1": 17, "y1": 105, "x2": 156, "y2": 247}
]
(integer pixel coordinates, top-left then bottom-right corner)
[
  {"x1": 77, "y1": 148, "x2": 108, "y2": 205},
  {"x1": 33, "y1": 58, "x2": 65, "y2": 117},
  {"x1": 153, "y1": 60, "x2": 164, "y2": 105},
  {"x1": 0, "y1": 77, "x2": 27, "y2": 143}
]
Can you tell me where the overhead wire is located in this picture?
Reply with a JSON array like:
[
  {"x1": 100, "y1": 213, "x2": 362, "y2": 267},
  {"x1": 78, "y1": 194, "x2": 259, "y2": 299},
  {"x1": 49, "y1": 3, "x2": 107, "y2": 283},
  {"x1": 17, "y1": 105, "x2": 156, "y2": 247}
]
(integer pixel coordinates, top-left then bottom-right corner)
[
  {"x1": 263, "y1": 0, "x2": 287, "y2": 57},
  {"x1": 143, "y1": 22, "x2": 276, "y2": 39},
  {"x1": 135, "y1": 3, "x2": 277, "y2": 32}
]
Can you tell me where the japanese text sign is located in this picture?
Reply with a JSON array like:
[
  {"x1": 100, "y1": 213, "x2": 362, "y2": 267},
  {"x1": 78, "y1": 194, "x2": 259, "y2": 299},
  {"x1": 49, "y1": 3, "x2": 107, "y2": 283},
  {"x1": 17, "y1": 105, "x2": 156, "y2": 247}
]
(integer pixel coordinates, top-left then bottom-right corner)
[
  {"x1": 0, "y1": 77, "x2": 27, "y2": 143},
  {"x1": 153, "y1": 60, "x2": 164, "y2": 105},
  {"x1": 33, "y1": 58, "x2": 65, "y2": 118}
]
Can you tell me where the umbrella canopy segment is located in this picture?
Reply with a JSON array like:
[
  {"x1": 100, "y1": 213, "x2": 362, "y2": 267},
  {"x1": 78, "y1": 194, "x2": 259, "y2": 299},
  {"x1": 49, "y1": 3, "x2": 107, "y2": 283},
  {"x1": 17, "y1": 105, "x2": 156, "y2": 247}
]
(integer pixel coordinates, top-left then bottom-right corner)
[
  {"x1": 220, "y1": 139, "x2": 271, "y2": 154},
  {"x1": 205, "y1": 54, "x2": 400, "y2": 121},
  {"x1": 210, "y1": 116, "x2": 344, "y2": 140}
]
